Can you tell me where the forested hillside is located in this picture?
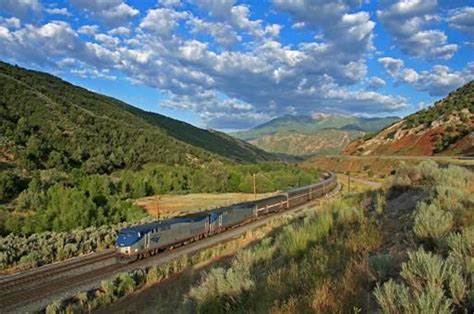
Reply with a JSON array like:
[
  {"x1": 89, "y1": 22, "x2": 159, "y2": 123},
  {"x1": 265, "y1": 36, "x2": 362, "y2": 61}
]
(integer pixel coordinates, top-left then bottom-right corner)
[
  {"x1": 345, "y1": 81, "x2": 474, "y2": 156},
  {"x1": 0, "y1": 61, "x2": 278, "y2": 175},
  {"x1": 232, "y1": 114, "x2": 398, "y2": 156}
]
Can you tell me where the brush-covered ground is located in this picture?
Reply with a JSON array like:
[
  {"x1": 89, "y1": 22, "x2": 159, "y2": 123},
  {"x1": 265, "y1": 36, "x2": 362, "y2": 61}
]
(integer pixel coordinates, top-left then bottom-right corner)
[
  {"x1": 45, "y1": 161, "x2": 473, "y2": 313},
  {"x1": 303, "y1": 155, "x2": 474, "y2": 180}
]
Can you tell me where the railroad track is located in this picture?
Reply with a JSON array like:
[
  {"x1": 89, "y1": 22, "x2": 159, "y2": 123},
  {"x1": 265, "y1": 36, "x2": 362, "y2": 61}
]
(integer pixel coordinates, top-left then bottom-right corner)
[
  {"x1": 0, "y1": 251, "x2": 118, "y2": 311},
  {"x1": 0, "y1": 251, "x2": 115, "y2": 292},
  {"x1": 0, "y1": 263, "x2": 124, "y2": 310},
  {"x1": 1, "y1": 183, "x2": 340, "y2": 313}
]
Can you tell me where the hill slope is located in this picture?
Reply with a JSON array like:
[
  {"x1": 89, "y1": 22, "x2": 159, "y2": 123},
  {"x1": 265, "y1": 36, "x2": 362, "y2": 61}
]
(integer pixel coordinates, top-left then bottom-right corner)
[
  {"x1": 232, "y1": 114, "x2": 398, "y2": 156},
  {"x1": 345, "y1": 81, "x2": 474, "y2": 156},
  {"x1": 0, "y1": 61, "x2": 279, "y2": 174}
]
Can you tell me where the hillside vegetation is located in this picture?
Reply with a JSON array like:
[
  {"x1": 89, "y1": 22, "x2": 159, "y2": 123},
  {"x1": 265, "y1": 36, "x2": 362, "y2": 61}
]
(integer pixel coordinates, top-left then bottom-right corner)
[
  {"x1": 233, "y1": 114, "x2": 398, "y2": 156},
  {"x1": 0, "y1": 61, "x2": 279, "y2": 175},
  {"x1": 345, "y1": 81, "x2": 474, "y2": 156}
]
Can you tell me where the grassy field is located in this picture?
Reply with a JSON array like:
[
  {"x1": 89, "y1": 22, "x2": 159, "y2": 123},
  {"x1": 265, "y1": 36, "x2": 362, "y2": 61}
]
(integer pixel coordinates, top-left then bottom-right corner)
[{"x1": 134, "y1": 192, "x2": 279, "y2": 218}]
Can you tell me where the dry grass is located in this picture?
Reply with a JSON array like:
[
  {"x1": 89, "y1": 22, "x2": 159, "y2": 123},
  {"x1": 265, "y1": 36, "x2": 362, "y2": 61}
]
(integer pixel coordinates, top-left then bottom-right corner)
[
  {"x1": 338, "y1": 176, "x2": 375, "y2": 194},
  {"x1": 302, "y1": 155, "x2": 474, "y2": 180},
  {"x1": 135, "y1": 192, "x2": 278, "y2": 218}
]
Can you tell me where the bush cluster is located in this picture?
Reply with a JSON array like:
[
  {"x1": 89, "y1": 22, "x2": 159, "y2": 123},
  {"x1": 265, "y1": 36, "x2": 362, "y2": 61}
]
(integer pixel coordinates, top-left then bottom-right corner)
[
  {"x1": 0, "y1": 218, "x2": 155, "y2": 270},
  {"x1": 183, "y1": 193, "x2": 380, "y2": 313},
  {"x1": 374, "y1": 161, "x2": 473, "y2": 312}
]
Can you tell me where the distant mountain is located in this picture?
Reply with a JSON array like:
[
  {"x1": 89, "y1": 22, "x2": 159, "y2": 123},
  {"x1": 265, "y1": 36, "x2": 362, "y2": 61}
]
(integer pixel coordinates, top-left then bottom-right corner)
[
  {"x1": 0, "y1": 61, "x2": 280, "y2": 175},
  {"x1": 345, "y1": 81, "x2": 474, "y2": 156},
  {"x1": 232, "y1": 114, "x2": 399, "y2": 156}
]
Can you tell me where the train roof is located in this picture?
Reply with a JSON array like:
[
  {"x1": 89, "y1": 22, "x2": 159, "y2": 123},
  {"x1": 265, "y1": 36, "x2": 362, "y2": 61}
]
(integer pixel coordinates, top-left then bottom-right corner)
[{"x1": 121, "y1": 211, "x2": 209, "y2": 234}]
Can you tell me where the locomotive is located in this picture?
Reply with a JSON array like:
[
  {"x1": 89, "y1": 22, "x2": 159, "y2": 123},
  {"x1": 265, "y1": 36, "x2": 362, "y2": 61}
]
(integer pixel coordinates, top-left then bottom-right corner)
[{"x1": 116, "y1": 173, "x2": 337, "y2": 261}]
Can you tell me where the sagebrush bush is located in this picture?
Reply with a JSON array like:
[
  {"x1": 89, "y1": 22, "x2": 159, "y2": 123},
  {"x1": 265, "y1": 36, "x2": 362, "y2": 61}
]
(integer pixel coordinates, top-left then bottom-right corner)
[
  {"x1": 432, "y1": 165, "x2": 472, "y2": 191},
  {"x1": 279, "y1": 210, "x2": 333, "y2": 257},
  {"x1": 413, "y1": 202, "x2": 453, "y2": 241},
  {"x1": 416, "y1": 160, "x2": 439, "y2": 184},
  {"x1": 443, "y1": 228, "x2": 473, "y2": 258},
  {"x1": 374, "y1": 280, "x2": 411, "y2": 314},
  {"x1": 446, "y1": 263, "x2": 466, "y2": 306},
  {"x1": 401, "y1": 249, "x2": 448, "y2": 292},
  {"x1": 412, "y1": 284, "x2": 452, "y2": 314},
  {"x1": 188, "y1": 265, "x2": 254, "y2": 311},
  {"x1": 369, "y1": 254, "x2": 399, "y2": 282}
]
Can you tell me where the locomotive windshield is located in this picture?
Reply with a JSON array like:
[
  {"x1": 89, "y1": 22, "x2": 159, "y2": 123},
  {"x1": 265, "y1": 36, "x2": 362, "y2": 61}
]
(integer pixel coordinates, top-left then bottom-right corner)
[{"x1": 116, "y1": 230, "x2": 142, "y2": 247}]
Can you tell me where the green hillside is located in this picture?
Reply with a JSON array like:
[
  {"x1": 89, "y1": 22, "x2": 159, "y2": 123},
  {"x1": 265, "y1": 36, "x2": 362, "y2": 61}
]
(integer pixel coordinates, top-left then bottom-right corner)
[
  {"x1": 0, "y1": 61, "x2": 279, "y2": 175},
  {"x1": 232, "y1": 114, "x2": 399, "y2": 156}
]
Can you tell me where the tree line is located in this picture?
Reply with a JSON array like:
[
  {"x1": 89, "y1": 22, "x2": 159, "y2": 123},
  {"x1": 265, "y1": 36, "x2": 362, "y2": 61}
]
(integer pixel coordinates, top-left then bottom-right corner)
[{"x1": 0, "y1": 163, "x2": 319, "y2": 236}]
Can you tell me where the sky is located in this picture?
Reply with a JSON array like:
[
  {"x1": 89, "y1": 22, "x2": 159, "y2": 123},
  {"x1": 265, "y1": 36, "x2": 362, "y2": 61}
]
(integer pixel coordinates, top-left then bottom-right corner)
[{"x1": 0, "y1": 0, "x2": 473, "y2": 131}]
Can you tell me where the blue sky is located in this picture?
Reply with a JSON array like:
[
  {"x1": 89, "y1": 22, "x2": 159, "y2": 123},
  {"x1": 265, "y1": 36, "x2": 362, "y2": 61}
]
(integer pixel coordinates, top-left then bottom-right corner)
[{"x1": 0, "y1": 0, "x2": 473, "y2": 131}]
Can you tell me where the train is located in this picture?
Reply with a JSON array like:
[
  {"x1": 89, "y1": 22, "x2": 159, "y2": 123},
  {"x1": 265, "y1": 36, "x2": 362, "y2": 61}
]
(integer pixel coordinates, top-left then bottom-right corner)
[{"x1": 115, "y1": 173, "x2": 337, "y2": 261}]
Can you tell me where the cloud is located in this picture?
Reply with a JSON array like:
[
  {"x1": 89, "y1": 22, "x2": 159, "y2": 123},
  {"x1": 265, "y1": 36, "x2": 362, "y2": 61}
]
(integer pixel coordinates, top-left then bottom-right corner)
[
  {"x1": 78, "y1": 24, "x2": 99, "y2": 35},
  {"x1": 191, "y1": 0, "x2": 236, "y2": 20},
  {"x1": 139, "y1": 8, "x2": 188, "y2": 36},
  {"x1": 108, "y1": 26, "x2": 131, "y2": 36},
  {"x1": 379, "y1": 56, "x2": 474, "y2": 96},
  {"x1": 0, "y1": 0, "x2": 41, "y2": 18},
  {"x1": 45, "y1": 7, "x2": 71, "y2": 16},
  {"x1": 71, "y1": 67, "x2": 117, "y2": 80},
  {"x1": 448, "y1": 6, "x2": 474, "y2": 36},
  {"x1": 271, "y1": 0, "x2": 375, "y2": 84},
  {"x1": 192, "y1": 1, "x2": 280, "y2": 39},
  {"x1": 367, "y1": 76, "x2": 386, "y2": 90},
  {"x1": 0, "y1": 17, "x2": 21, "y2": 29},
  {"x1": 8, "y1": 1, "x2": 473, "y2": 129},
  {"x1": 377, "y1": 0, "x2": 458, "y2": 60},
  {"x1": 159, "y1": 0, "x2": 182, "y2": 8},
  {"x1": 94, "y1": 33, "x2": 120, "y2": 47},
  {"x1": 187, "y1": 16, "x2": 241, "y2": 47},
  {"x1": 0, "y1": 20, "x2": 119, "y2": 69},
  {"x1": 70, "y1": 0, "x2": 139, "y2": 27},
  {"x1": 0, "y1": 3, "x2": 407, "y2": 129}
]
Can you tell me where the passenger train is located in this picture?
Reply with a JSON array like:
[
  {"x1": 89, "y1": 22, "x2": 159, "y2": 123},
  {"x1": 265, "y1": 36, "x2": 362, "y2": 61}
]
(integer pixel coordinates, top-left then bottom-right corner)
[{"x1": 116, "y1": 173, "x2": 337, "y2": 261}]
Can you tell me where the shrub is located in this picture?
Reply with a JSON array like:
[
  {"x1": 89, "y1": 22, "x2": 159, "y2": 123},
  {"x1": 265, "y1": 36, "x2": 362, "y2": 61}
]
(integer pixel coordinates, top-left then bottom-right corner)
[
  {"x1": 45, "y1": 300, "x2": 62, "y2": 314},
  {"x1": 188, "y1": 266, "x2": 254, "y2": 311},
  {"x1": 443, "y1": 229, "x2": 473, "y2": 259},
  {"x1": 369, "y1": 254, "x2": 399, "y2": 282},
  {"x1": 446, "y1": 263, "x2": 466, "y2": 306},
  {"x1": 279, "y1": 211, "x2": 333, "y2": 257},
  {"x1": 116, "y1": 273, "x2": 136, "y2": 297},
  {"x1": 412, "y1": 284, "x2": 452, "y2": 314},
  {"x1": 374, "y1": 191, "x2": 386, "y2": 215},
  {"x1": 413, "y1": 202, "x2": 453, "y2": 241},
  {"x1": 400, "y1": 249, "x2": 448, "y2": 292},
  {"x1": 374, "y1": 280, "x2": 411, "y2": 314}
]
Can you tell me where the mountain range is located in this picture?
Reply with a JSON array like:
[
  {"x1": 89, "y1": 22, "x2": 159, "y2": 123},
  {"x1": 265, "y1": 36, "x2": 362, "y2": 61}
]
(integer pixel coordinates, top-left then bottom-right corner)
[
  {"x1": 344, "y1": 81, "x2": 474, "y2": 156},
  {"x1": 232, "y1": 114, "x2": 399, "y2": 156}
]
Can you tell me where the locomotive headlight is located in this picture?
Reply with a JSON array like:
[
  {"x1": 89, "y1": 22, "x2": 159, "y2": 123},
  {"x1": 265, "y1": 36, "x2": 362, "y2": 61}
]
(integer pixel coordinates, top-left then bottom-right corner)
[{"x1": 135, "y1": 249, "x2": 138, "y2": 252}]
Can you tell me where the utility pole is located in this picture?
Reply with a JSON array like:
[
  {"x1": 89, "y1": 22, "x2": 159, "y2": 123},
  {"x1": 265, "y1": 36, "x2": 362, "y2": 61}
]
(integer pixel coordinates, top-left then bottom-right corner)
[
  {"x1": 347, "y1": 172, "x2": 350, "y2": 194},
  {"x1": 155, "y1": 196, "x2": 160, "y2": 220},
  {"x1": 253, "y1": 173, "x2": 256, "y2": 199},
  {"x1": 253, "y1": 173, "x2": 256, "y2": 200}
]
